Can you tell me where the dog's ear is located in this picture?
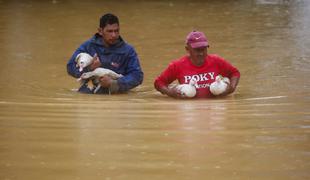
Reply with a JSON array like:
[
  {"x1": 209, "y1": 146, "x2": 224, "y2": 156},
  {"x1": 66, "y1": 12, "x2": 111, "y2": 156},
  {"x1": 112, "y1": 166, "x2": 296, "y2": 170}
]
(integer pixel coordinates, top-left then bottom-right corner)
[
  {"x1": 75, "y1": 53, "x2": 82, "y2": 67},
  {"x1": 75, "y1": 53, "x2": 82, "y2": 62}
]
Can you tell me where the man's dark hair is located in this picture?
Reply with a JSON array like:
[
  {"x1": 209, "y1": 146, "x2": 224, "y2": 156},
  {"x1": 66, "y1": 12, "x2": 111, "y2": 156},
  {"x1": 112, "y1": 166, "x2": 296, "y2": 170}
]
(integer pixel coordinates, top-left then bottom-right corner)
[{"x1": 100, "y1": 13, "x2": 119, "y2": 28}]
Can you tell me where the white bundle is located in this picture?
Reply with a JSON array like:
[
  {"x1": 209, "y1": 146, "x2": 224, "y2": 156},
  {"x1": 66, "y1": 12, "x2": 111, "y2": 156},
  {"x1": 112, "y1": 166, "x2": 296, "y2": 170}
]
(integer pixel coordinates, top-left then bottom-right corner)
[
  {"x1": 78, "y1": 67, "x2": 123, "y2": 93},
  {"x1": 175, "y1": 78, "x2": 198, "y2": 98},
  {"x1": 209, "y1": 75, "x2": 230, "y2": 95},
  {"x1": 79, "y1": 68, "x2": 123, "y2": 80},
  {"x1": 75, "y1": 53, "x2": 94, "y2": 72}
]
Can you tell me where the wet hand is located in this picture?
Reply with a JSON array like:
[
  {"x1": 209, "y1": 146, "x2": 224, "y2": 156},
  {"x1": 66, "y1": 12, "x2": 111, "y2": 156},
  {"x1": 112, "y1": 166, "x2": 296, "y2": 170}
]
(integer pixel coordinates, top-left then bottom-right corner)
[
  {"x1": 219, "y1": 76, "x2": 239, "y2": 97},
  {"x1": 99, "y1": 75, "x2": 113, "y2": 88},
  {"x1": 89, "y1": 54, "x2": 101, "y2": 70},
  {"x1": 218, "y1": 82, "x2": 233, "y2": 97},
  {"x1": 167, "y1": 87, "x2": 188, "y2": 99}
]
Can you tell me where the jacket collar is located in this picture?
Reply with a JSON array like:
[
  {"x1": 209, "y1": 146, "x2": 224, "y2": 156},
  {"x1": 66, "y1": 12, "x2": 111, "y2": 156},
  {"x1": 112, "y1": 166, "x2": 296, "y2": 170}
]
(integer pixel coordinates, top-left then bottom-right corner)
[{"x1": 92, "y1": 33, "x2": 125, "y2": 48}]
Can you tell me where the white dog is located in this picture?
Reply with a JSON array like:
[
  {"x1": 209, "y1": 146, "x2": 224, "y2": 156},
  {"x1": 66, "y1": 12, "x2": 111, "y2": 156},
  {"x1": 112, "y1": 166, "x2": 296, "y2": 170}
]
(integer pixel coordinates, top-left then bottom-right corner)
[
  {"x1": 75, "y1": 53, "x2": 94, "y2": 72},
  {"x1": 78, "y1": 67, "x2": 123, "y2": 93}
]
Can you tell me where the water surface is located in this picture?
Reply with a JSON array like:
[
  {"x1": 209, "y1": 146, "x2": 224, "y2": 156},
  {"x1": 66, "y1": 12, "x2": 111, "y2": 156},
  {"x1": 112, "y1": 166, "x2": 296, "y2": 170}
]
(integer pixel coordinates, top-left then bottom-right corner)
[{"x1": 0, "y1": 0, "x2": 309, "y2": 179}]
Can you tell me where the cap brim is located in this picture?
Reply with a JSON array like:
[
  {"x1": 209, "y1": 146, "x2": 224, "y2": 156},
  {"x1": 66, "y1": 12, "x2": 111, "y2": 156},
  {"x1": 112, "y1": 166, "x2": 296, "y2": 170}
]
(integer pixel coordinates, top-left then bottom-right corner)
[{"x1": 190, "y1": 42, "x2": 208, "y2": 48}]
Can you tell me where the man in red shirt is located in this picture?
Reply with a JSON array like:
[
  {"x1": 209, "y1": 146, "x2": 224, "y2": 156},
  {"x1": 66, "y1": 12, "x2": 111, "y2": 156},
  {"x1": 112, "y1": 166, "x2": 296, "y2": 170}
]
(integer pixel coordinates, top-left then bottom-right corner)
[{"x1": 154, "y1": 31, "x2": 240, "y2": 98}]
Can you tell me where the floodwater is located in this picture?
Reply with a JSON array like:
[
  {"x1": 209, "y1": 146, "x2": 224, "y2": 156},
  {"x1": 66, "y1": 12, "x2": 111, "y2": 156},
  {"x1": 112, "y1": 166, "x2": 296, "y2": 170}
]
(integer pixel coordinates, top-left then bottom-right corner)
[{"x1": 0, "y1": 0, "x2": 309, "y2": 179}]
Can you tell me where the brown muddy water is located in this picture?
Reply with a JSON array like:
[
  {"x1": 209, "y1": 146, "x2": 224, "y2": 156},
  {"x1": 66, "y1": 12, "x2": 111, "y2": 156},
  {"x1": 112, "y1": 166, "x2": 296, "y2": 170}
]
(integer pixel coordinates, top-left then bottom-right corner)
[{"x1": 0, "y1": 0, "x2": 309, "y2": 180}]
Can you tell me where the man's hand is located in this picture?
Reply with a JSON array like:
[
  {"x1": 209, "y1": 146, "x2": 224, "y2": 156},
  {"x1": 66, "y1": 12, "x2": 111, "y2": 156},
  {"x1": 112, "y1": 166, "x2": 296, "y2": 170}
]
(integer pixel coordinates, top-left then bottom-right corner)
[
  {"x1": 99, "y1": 75, "x2": 113, "y2": 88},
  {"x1": 218, "y1": 82, "x2": 233, "y2": 97},
  {"x1": 218, "y1": 76, "x2": 239, "y2": 97},
  {"x1": 160, "y1": 86, "x2": 188, "y2": 99},
  {"x1": 89, "y1": 54, "x2": 102, "y2": 71}
]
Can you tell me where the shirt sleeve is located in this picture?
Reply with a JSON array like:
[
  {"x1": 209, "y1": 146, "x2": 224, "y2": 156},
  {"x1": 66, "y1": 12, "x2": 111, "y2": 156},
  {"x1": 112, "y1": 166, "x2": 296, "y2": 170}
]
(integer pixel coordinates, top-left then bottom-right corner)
[
  {"x1": 154, "y1": 61, "x2": 178, "y2": 90},
  {"x1": 216, "y1": 55, "x2": 240, "y2": 78}
]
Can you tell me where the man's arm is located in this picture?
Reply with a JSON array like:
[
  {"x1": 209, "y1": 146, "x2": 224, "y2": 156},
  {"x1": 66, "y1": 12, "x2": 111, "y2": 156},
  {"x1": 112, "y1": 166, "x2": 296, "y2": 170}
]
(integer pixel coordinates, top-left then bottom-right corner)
[
  {"x1": 99, "y1": 47, "x2": 143, "y2": 93},
  {"x1": 67, "y1": 50, "x2": 83, "y2": 78},
  {"x1": 154, "y1": 62, "x2": 187, "y2": 99},
  {"x1": 216, "y1": 56, "x2": 240, "y2": 97},
  {"x1": 219, "y1": 76, "x2": 240, "y2": 96},
  {"x1": 67, "y1": 41, "x2": 93, "y2": 78},
  {"x1": 155, "y1": 85, "x2": 185, "y2": 99}
]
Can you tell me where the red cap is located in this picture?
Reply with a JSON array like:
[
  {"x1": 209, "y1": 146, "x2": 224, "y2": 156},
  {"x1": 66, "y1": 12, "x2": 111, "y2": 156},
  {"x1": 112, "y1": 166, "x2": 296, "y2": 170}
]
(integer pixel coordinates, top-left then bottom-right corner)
[{"x1": 186, "y1": 31, "x2": 209, "y2": 48}]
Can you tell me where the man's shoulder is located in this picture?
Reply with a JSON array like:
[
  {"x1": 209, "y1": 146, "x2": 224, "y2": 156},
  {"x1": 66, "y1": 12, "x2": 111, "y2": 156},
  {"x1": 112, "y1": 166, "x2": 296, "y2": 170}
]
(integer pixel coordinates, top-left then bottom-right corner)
[{"x1": 122, "y1": 42, "x2": 135, "y2": 50}]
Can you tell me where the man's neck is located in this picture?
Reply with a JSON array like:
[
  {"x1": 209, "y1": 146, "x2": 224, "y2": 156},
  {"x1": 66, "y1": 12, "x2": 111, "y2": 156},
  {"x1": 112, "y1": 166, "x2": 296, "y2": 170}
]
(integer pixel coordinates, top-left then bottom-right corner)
[{"x1": 102, "y1": 38, "x2": 121, "y2": 48}]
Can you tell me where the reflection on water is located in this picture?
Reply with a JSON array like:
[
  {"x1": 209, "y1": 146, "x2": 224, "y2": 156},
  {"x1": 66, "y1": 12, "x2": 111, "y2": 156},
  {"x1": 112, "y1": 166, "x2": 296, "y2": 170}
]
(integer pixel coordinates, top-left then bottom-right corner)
[{"x1": 0, "y1": 0, "x2": 310, "y2": 180}]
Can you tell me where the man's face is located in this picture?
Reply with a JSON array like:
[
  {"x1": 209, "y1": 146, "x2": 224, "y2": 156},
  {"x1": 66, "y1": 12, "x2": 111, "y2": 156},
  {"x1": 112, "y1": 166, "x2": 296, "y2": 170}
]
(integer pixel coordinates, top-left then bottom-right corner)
[
  {"x1": 186, "y1": 45, "x2": 208, "y2": 66},
  {"x1": 98, "y1": 23, "x2": 120, "y2": 46}
]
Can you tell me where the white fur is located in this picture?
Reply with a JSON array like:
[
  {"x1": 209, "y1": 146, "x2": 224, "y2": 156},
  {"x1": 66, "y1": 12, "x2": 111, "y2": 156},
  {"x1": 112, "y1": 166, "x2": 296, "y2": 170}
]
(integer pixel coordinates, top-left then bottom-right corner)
[
  {"x1": 78, "y1": 68, "x2": 123, "y2": 93},
  {"x1": 176, "y1": 78, "x2": 198, "y2": 98},
  {"x1": 210, "y1": 75, "x2": 230, "y2": 95},
  {"x1": 75, "y1": 53, "x2": 94, "y2": 72},
  {"x1": 79, "y1": 68, "x2": 123, "y2": 80}
]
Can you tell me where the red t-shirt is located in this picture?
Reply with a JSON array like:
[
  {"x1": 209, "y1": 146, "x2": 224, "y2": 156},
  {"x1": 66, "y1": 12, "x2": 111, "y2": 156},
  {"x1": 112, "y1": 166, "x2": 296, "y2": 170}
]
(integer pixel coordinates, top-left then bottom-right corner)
[{"x1": 154, "y1": 54, "x2": 240, "y2": 98}]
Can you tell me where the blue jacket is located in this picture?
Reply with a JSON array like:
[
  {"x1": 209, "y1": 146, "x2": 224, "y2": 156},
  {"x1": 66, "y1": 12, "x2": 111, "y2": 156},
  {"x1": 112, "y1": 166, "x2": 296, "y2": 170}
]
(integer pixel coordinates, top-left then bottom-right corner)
[{"x1": 67, "y1": 34, "x2": 143, "y2": 93}]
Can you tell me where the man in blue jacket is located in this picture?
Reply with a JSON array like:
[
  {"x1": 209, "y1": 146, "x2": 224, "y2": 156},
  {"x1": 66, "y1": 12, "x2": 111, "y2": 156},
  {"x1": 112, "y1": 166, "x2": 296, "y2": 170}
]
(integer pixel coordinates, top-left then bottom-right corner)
[{"x1": 67, "y1": 13, "x2": 143, "y2": 94}]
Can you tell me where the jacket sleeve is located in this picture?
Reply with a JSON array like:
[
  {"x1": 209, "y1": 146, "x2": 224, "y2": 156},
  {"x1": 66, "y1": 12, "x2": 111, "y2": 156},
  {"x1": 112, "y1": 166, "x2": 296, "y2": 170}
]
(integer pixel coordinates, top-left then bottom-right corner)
[
  {"x1": 117, "y1": 47, "x2": 144, "y2": 92},
  {"x1": 66, "y1": 41, "x2": 91, "y2": 78}
]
